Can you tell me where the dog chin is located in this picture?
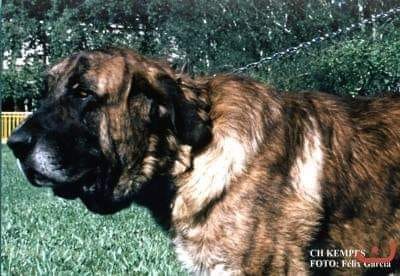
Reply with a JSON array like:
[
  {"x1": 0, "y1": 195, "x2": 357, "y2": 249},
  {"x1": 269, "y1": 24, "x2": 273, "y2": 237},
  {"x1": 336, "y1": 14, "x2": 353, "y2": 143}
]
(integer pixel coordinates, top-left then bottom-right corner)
[
  {"x1": 51, "y1": 176, "x2": 129, "y2": 213},
  {"x1": 53, "y1": 183, "x2": 82, "y2": 199},
  {"x1": 78, "y1": 187, "x2": 133, "y2": 215}
]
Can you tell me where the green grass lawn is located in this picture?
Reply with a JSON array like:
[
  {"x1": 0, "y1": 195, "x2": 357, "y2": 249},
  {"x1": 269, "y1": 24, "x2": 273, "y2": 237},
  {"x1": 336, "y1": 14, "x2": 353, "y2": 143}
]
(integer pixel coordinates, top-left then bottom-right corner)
[{"x1": 1, "y1": 147, "x2": 186, "y2": 275}]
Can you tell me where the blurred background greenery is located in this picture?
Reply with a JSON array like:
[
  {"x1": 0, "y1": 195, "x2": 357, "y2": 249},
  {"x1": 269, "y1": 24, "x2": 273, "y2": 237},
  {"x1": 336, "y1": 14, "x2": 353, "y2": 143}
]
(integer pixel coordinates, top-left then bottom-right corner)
[{"x1": 2, "y1": 0, "x2": 399, "y2": 111}]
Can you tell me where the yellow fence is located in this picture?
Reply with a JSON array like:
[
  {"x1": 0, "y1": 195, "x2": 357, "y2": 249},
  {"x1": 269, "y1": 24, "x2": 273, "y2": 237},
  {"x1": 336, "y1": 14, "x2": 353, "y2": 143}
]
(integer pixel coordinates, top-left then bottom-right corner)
[{"x1": 1, "y1": 112, "x2": 32, "y2": 144}]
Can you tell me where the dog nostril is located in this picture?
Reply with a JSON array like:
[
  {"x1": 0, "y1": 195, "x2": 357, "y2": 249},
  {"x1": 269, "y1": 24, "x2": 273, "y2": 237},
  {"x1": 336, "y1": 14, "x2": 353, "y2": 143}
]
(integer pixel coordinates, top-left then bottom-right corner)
[{"x1": 7, "y1": 130, "x2": 34, "y2": 159}]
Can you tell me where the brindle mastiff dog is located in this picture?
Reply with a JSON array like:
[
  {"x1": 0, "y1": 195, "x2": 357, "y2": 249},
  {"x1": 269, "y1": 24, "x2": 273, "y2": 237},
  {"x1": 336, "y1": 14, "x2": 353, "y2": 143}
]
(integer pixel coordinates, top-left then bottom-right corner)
[{"x1": 8, "y1": 48, "x2": 400, "y2": 275}]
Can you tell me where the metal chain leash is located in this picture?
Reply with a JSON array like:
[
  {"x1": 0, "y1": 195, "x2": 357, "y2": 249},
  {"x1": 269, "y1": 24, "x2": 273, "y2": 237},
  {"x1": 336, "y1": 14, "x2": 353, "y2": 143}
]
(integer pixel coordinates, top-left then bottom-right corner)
[{"x1": 232, "y1": 7, "x2": 400, "y2": 73}]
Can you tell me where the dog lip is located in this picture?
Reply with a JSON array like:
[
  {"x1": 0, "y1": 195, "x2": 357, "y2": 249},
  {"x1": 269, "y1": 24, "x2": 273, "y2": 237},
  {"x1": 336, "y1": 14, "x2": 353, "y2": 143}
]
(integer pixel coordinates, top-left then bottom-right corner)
[
  {"x1": 18, "y1": 163, "x2": 54, "y2": 187},
  {"x1": 19, "y1": 157, "x2": 94, "y2": 188},
  {"x1": 52, "y1": 174, "x2": 98, "y2": 200}
]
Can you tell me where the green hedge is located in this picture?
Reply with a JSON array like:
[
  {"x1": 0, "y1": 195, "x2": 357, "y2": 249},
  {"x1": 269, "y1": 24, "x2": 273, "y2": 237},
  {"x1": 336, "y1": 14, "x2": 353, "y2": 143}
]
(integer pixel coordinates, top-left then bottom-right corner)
[{"x1": 255, "y1": 25, "x2": 400, "y2": 96}]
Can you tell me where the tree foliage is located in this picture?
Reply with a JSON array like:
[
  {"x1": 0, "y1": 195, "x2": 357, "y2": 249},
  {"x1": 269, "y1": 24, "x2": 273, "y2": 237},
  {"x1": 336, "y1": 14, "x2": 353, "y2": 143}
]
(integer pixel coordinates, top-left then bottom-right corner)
[{"x1": 2, "y1": 0, "x2": 400, "y2": 110}]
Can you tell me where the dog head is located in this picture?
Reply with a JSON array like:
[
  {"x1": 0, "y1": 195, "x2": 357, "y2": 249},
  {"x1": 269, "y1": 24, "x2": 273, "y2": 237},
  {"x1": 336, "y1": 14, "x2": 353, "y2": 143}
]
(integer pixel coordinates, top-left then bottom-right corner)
[{"x1": 8, "y1": 48, "x2": 211, "y2": 214}]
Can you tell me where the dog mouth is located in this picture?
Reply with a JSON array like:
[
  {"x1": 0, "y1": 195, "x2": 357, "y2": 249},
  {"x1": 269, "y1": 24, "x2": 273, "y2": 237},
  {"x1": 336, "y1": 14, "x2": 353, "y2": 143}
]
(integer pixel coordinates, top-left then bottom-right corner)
[
  {"x1": 52, "y1": 173, "x2": 99, "y2": 200},
  {"x1": 18, "y1": 159, "x2": 91, "y2": 190},
  {"x1": 17, "y1": 158, "x2": 134, "y2": 215},
  {"x1": 18, "y1": 159, "x2": 102, "y2": 202}
]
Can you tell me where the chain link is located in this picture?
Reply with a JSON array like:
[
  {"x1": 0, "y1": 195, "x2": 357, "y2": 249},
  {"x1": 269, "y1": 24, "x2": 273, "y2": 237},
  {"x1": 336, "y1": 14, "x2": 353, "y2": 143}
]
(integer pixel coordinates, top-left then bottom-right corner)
[{"x1": 232, "y1": 7, "x2": 400, "y2": 73}]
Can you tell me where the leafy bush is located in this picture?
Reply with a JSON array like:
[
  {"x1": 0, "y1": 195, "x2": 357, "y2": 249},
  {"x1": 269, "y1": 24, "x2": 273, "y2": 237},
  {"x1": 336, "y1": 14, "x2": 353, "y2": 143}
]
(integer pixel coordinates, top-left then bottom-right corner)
[{"x1": 255, "y1": 24, "x2": 400, "y2": 96}]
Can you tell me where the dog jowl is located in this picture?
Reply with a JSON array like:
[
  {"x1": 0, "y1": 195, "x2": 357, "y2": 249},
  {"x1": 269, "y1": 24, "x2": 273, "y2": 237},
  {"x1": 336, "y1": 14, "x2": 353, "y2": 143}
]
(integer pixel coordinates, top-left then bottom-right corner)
[{"x1": 8, "y1": 48, "x2": 400, "y2": 274}]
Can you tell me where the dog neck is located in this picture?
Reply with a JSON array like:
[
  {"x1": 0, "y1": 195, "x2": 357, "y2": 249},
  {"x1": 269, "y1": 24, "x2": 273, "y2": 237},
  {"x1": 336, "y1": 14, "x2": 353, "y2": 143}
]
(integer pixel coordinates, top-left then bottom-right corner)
[
  {"x1": 138, "y1": 75, "x2": 282, "y2": 231},
  {"x1": 170, "y1": 75, "x2": 282, "y2": 225}
]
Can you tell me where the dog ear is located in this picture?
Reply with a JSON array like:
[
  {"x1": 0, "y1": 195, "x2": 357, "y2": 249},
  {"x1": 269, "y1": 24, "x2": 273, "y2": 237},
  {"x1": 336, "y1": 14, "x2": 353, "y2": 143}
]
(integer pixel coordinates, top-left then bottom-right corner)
[
  {"x1": 156, "y1": 75, "x2": 211, "y2": 150},
  {"x1": 131, "y1": 71, "x2": 211, "y2": 150}
]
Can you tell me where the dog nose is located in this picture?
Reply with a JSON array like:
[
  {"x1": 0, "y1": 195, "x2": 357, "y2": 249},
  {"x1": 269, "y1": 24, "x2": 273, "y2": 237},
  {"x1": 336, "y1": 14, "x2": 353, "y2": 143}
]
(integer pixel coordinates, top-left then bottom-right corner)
[{"x1": 7, "y1": 127, "x2": 34, "y2": 159}]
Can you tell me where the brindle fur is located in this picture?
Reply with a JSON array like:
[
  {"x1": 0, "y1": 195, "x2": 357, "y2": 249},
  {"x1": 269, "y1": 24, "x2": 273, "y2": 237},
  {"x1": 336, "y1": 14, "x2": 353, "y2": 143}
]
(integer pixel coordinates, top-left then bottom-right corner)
[{"x1": 8, "y1": 48, "x2": 400, "y2": 275}]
